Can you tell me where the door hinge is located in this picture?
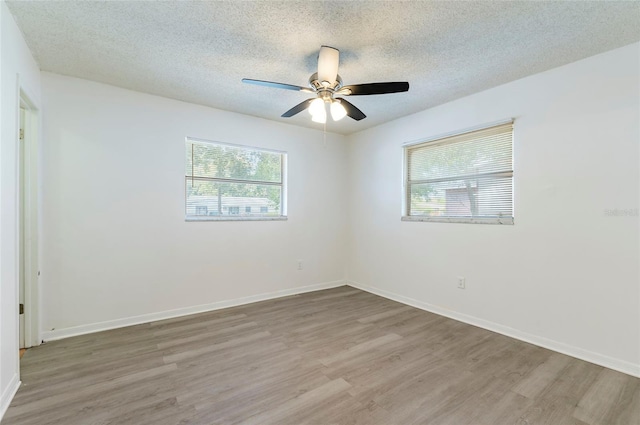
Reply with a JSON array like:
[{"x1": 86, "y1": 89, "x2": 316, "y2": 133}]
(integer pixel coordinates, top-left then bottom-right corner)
[
  {"x1": 19, "y1": 304, "x2": 24, "y2": 315},
  {"x1": 19, "y1": 128, "x2": 24, "y2": 141}
]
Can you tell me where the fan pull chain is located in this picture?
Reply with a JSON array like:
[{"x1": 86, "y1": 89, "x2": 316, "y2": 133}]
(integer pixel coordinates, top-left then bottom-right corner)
[{"x1": 323, "y1": 121, "x2": 327, "y2": 145}]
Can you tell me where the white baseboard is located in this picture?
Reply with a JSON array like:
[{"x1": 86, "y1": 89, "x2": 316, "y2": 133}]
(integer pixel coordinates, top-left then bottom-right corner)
[
  {"x1": 42, "y1": 280, "x2": 346, "y2": 342},
  {"x1": 347, "y1": 280, "x2": 640, "y2": 378},
  {"x1": 0, "y1": 373, "x2": 20, "y2": 422},
  {"x1": 38, "y1": 279, "x2": 640, "y2": 377}
]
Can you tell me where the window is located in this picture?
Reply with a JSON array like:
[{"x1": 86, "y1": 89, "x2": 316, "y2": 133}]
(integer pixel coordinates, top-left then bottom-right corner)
[
  {"x1": 403, "y1": 121, "x2": 513, "y2": 224},
  {"x1": 185, "y1": 138, "x2": 286, "y2": 220}
]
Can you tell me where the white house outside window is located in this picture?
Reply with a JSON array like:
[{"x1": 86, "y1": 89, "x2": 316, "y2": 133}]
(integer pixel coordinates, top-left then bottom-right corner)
[{"x1": 185, "y1": 138, "x2": 287, "y2": 221}]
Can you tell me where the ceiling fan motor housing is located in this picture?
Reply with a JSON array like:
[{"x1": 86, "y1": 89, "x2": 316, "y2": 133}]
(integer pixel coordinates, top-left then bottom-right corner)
[{"x1": 309, "y1": 72, "x2": 343, "y2": 102}]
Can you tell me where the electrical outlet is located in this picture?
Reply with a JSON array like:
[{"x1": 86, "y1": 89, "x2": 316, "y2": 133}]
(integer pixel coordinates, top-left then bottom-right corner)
[
  {"x1": 457, "y1": 277, "x2": 466, "y2": 289},
  {"x1": 297, "y1": 260, "x2": 303, "y2": 270}
]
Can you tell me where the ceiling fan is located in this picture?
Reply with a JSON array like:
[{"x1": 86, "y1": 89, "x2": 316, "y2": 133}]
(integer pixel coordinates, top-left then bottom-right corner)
[{"x1": 242, "y1": 46, "x2": 409, "y2": 123}]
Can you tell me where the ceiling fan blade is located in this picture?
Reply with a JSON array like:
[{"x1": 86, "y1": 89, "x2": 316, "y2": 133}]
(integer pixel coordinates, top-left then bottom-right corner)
[
  {"x1": 242, "y1": 78, "x2": 314, "y2": 93},
  {"x1": 281, "y1": 98, "x2": 316, "y2": 118},
  {"x1": 317, "y1": 46, "x2": 339, "y2": 86},
  {"x1": 338, "y1": 82, "x2": 409, "y2": 96},
  {"x1": 338, "y1": 98, "x2": 366, "y2": 121}
]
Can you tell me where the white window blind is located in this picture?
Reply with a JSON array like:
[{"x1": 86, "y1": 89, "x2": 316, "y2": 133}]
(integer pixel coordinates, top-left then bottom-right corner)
[
  {"x1": 404, "y1": 122, "x2": 514, "y2": 224},
  {"x1": 185, "y1": 138, "x2": 286, "y2": 220}
]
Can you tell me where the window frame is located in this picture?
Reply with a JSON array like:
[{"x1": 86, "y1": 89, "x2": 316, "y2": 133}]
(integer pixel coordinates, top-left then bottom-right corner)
[
  {"x1": 185, "y1": 137, "x2": 288, "y2": 222},
  {"x1": 402, "y1": 120, "x2": 514, "y2": 225}
]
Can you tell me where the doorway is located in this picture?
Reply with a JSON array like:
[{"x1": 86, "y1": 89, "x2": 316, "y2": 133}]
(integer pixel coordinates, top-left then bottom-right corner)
[
  {"x1": 19, "y1": 106, "x2": 26, "y2": 349},
  {"x1": 18, "y1": 92, "x2": 40, "y2": 351}
]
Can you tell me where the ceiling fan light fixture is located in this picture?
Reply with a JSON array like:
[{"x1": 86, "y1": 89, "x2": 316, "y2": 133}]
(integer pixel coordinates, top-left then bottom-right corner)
[
  {"x1": 330, "y1": 100, "x2": 347, "y2": 121},
  {"x1": 311, "y1": 106, "x2": 326, "y2": 124},
  {"x1": 308, "y1": 98, "x2": 325, "y2": 116}
]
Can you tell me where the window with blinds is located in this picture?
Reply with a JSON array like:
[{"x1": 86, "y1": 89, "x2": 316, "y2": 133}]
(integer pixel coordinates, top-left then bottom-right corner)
[
  {"x1": 185, "y1": 138, "x2": 286, "y2": 220},
  {"x1": 404, "y1": 122, "x2": 514, "y2": 224}
]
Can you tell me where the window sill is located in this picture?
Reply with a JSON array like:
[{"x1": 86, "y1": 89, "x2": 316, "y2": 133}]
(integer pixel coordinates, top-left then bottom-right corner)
[
  {"x1": 401, "y1": 216, "x2": 514, "y2": 225},
  {"x1": 185, "y1": 216, "x2": 288, "y2": 222}
]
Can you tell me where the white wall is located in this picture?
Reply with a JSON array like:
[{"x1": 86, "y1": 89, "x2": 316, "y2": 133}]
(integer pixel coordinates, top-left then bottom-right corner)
[
  {"x1": 346, "y1": 42, "x2": 640, "y2": 376},
  {"x1": 0, "y1": 1, "x2": 41, "y2": 419},
  {"x1": 40, "y1": 73, "x2": 348, "y2": 338}
]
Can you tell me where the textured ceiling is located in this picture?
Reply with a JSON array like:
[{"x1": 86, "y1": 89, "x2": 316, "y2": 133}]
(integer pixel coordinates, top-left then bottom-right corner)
[{"x1": 6, "y1": 1, "x2": 640, "y2": 135}]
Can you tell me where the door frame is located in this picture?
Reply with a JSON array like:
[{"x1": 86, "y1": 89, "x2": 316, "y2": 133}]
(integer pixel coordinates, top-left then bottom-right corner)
[{"x1": 17, "y1": 85, "x2": 40, "y2": 349}]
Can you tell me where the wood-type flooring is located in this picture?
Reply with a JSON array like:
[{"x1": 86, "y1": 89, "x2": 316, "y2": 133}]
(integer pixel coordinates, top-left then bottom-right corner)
[{"x1": 4, "y1": 287, "x2": 639, "y2": 424}]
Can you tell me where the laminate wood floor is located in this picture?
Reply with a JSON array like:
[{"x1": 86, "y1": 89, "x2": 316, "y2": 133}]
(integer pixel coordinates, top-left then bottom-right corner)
[{"x1": 4, "y1": 287, "x2": 639, "y2": 425}]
